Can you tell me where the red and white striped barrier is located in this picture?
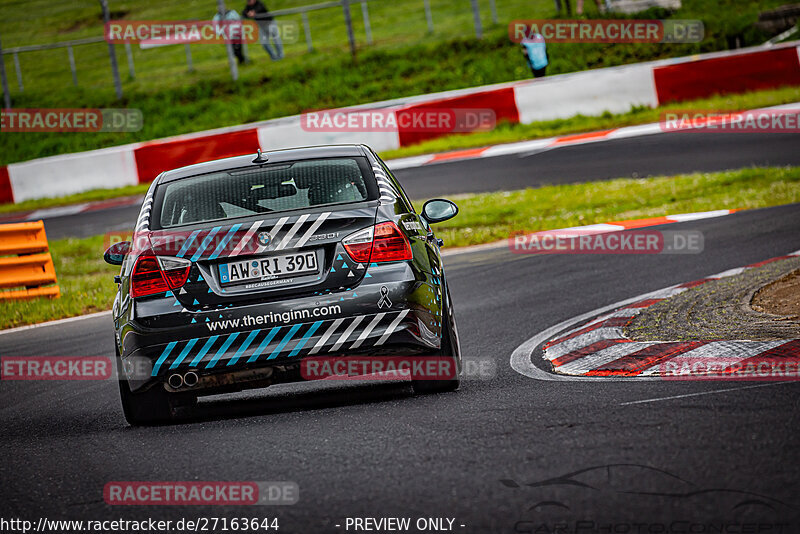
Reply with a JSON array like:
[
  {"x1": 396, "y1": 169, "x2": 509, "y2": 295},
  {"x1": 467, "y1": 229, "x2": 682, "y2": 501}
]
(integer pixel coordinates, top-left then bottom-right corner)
[{"x1": 1, "y1": 42, "x2": 797, "y2": 204}]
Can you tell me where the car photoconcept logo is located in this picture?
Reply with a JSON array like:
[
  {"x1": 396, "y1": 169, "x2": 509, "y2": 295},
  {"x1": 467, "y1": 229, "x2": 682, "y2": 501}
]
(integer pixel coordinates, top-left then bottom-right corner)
[{"x1": 257, "y1": 232, "x2": 271, "y2": 247}]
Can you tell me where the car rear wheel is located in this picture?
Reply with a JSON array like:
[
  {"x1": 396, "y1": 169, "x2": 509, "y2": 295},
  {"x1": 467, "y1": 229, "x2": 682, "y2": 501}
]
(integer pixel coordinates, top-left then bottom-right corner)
[
  {"x1": 117, "y1": 354, "x2": 191, "y2": 425},
  {"x1": 412, "y1": 286, "x2": 461, "y2": 394}
]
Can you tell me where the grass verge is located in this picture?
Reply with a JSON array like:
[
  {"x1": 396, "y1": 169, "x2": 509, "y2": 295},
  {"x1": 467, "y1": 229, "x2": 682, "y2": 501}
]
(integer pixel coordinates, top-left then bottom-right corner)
[
  {"x1": 1, "y1": 165, "x2": 798, "y2": 330},
  {"x1": 431, "y1": 166, "x2": 800, "y2": 247},
  {"x1": 0, "y1": 235, "x2": 117, "y2": 329},
  {"x1": 2, "y1": 85, "x2": 798, "y2": 216}
]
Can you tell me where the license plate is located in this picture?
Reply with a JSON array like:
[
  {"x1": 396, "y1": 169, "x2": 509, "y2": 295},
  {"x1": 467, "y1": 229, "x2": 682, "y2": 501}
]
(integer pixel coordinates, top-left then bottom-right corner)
[{"x1": 218, "y1": 251, "x2": 319, "y2": 285}]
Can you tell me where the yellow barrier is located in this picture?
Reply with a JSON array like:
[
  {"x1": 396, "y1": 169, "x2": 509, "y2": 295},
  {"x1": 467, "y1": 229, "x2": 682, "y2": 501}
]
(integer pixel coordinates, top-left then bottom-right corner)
[{"x1": 0, "y1": 221, "x2": 60, "y2": 300}]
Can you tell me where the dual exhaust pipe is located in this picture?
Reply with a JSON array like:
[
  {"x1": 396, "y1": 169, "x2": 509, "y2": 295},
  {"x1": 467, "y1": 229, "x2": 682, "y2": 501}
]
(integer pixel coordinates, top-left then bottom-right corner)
[{"x1": 168, "y1": 371, "x2": 199, "y2": 390}]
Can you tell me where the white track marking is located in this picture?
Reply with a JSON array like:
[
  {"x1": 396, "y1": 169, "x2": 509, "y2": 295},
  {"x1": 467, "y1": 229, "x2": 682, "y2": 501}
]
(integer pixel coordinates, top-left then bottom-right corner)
[
  {"x1": 638, "y1": 340, "x2": 787, "y2": 377},
  {"x1": 708, "y1": 267, "x2": 746, "y2": 279},
  {"x1": 619, "y1": 383, "x2": 793, "y2": 406},
  {"x1": 510, "y1": 250, "x2": 800, "y2": 382},
  {"x1": 556, "y1": 342, "x2": 655, "y2": 375},
  {"x1": 666, "y1": 210, "x2": 734, "y2": 222},
  {"x1": 509, "y1": 290, "x2": 661, "y2": 382},
  {"x1": 545, "y1": 328, "x2": 629, "y2": 361},
  {"x1": 0, "y1": 311, "x2": 112, "y2": 336}
]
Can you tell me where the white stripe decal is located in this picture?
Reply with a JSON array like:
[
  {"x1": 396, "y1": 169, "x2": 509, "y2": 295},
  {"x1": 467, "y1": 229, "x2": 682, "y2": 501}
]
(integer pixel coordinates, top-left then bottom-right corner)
[
  {"x1": 375, "y1": 309, "x2": 410, "y2": 346},
  {"x1": 256, "y1": 216, "x2": 289, "y2": 254},
  {"x1": 276, "y1": 214, "x2": 310, "y2": 251},
  {"x1": 294, "y1": 212, "x2": 331, "y2": 249},
  {"x1": 229, "y1": 220, "x2": 263, "y2": 257},
  {"x1": 309, "y1": 318, "x2": 345, "y2": 355},
  {"x1": 330, "y1": 316, "x2": 365, "y2": 352},
  {"x1": 351, "y1": 313, "x2": 386, "y2": 349}
]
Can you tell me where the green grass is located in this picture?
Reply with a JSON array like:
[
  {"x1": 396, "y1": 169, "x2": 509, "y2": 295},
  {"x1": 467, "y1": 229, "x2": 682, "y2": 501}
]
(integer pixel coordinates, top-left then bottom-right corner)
[
  {"x1": 0, "y1": 189, "x2": 145, "y2": 215},
  {"x1": 0, "y1": 0, "x2": 791, "y2": 166},
  {"x1": 0, "y1": 235, "x2": 118, "y2": 329},
  {"x1": 2, "y1": 84, "x2": 798, "y2": 215},
  {"x1": 431, "y1": 166, "x2": 800, "y2": 247},
  {"x1": 1, "y1": 165, "x2": 798, "y2": 329}
]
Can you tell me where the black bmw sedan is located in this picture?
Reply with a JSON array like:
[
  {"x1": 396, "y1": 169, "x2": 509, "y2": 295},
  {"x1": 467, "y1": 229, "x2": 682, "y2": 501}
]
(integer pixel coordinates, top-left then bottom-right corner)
[{"x1": 103, "y1": 144, "x2": 461, "y2": 425}]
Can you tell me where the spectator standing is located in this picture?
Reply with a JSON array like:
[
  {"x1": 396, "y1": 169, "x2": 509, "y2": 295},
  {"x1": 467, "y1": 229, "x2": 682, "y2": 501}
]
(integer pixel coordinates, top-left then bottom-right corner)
[
  {"x1": 553, "y1": 0, "x2": 572, "y2": 15},
  {"x1": 213, "y1": 8, "x2": 246, "y2": 64},
  {"x1": 242, "y1": 0, "x2": 284, "y2": 60},
  {"x1": 521, "y1": 33, "x2": 548, "y2": 78}
]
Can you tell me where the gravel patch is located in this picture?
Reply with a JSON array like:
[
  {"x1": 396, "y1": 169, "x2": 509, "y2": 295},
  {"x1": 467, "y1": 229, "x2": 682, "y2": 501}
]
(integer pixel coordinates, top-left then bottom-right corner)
[{"x1": 625, "y1": 256, "x2": 800, "y2": 342}]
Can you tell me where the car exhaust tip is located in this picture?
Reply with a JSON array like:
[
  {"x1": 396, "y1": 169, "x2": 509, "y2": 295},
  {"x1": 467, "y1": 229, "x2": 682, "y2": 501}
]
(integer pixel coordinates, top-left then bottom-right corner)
[
  {"x1": 168, "y1": 373, "x2": 183, "y2": 389},
  {"x1": 183, "y1": 371, "x2": 199, "y2": 388}
]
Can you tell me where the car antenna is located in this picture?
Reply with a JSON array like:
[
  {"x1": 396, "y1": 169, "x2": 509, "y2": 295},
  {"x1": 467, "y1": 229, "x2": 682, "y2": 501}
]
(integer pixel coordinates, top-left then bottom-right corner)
[{"x1": 252, "y1": 148, "x2": 269, "y2": 163}]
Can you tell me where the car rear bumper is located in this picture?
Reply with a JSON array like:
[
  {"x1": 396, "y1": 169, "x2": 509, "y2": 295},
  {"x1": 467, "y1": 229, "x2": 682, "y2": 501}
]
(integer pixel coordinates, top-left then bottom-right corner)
[{"x1": 119, "y1": 277, "x2": 445, "y2": 393}]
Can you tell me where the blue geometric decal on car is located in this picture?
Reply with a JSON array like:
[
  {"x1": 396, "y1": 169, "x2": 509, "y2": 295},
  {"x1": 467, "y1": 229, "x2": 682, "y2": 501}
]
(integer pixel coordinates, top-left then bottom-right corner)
[
  {"x1": 151, "y1": 341, "x2": 178, "y2": 376},
  {"x1": 190, "y1": 335, "x2": 219, "y2": 367},
  {"x1": 288, "y1": 321, "x2": 322, "y2": 358},
  {"x1": 170, "y1": 338, "x2": 199, "y2": 370},
  {"x1": 248, "y1": 327, "x2": 282, "y2": 363},
  {"x1": 227, "y1": 329, "x2": 260, "y2": 366},
  {"x1": 205, "y1": 332, "x2": 240, "y2": 369},
  {"x1": 267, "y1": 324, "x2": 302, "y2": 360}
]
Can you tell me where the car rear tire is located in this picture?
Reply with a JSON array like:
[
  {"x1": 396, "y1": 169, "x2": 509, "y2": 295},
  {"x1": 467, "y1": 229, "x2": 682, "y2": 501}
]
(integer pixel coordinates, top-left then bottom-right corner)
[
  {"x1": 412, "y1": 286, "x2": 461, "y2": 394},
  {"x1": 117, "y1": 354, "x2": 178, "y2": 425}
]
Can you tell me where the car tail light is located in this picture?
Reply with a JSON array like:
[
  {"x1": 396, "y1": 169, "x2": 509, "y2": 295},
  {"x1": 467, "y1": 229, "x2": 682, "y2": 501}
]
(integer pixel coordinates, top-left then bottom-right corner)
[
  {"x1": 342, "y1": 222, "x2": 412, "y2": 264},
  {"x1": 130, "y1": 254, "x2": 191, "y2": 298},
  {"x1": 157, "y1": 256, "x2": 192, "y2": 289},
  {"x1": 342, "y1": 226, "x2": 374, "y2": 263},
  {"x1": 372, "y1": 222, "x2": 413, "y2": 262}
]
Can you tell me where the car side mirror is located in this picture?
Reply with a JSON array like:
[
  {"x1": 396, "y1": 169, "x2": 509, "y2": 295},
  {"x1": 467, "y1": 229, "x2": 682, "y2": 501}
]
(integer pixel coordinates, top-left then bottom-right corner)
[
  {"x1": 421, "y1": 199, "x2": 458, "y2": 224},
  {"x1": 104, "y1": 241, "x2": 131, "y2": 266}
]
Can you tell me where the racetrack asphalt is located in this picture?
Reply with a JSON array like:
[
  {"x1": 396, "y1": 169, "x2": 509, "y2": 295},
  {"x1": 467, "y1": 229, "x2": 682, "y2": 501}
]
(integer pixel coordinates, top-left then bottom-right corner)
[
  {"x1": 39, "y1": 130, "x2": 800, "y2": 240},
  {"x1": 2, "y1": 202, "x2": 799, "y2": 530}
]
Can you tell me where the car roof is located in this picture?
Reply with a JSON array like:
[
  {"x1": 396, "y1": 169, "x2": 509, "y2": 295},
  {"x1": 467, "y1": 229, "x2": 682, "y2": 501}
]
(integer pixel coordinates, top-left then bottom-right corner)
[{"x1": 158, "y1": 144, "x2": 371, "y2": 183}]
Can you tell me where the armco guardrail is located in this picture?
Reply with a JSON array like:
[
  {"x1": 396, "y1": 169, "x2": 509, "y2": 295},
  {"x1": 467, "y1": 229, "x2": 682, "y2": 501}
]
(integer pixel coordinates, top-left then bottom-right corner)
[{"x1": 0, "y1": 220, "x2": 60, "y2": 300}]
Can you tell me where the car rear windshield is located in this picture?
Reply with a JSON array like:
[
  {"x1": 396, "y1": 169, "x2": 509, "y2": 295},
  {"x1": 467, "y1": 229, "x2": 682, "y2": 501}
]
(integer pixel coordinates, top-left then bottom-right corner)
[{"x1": 157, "y1": 157, "x2": 373, "y2": 228}]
